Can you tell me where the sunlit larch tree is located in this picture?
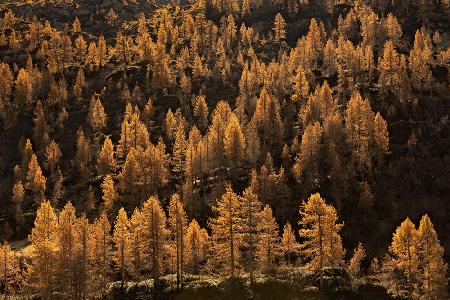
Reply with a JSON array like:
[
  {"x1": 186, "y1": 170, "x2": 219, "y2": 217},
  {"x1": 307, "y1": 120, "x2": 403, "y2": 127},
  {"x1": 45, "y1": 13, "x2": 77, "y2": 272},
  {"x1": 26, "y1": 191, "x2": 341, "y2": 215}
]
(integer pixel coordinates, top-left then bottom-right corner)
[
  {"x1": 185, "y1": 219, "x2": 209, "y2": 275},
  {"x1": 299, "y1": 193, "x2": 345, "y2": 286},
  {"x1": 416, "y1": 215, "x2": 448, "y2": 299},
  {"x1": 26, "y1": 153, "x2": 46, "y2": 204},
  {"x1": 256, "y1": 205, "x2": 280, "y2": 271},
  {"x1": 0, "y1": 242, "x2": 19, "y2": 298},
  {"x1": 141, "y1": 196, "x2": 169, "y2": 286},
  {"x1": 384, "y1": 218, "x2": 419, "y2": 298},
  {"x1": 97, "y1": 137, "x2": 117, "y2": 176},
  {"x1": 168, "y1": 193, "x2": 188, "y2": 289},
  {"x1": 113, "y1": 208, "x2": 132, "y2": 288},
  {"x1": 89, "y1": 212, "x2": 112, "y2": 297},
  {"x1": 209, "y1": 185, "x2": 242, "y2": 277},
  {"x1": 280, "y1": 223, "x2": 300, "y2": 266},
  {"x1": 29, "y1": 201, "x2": 59, "y2": 299},
  {"x1": 129, "y1": 208, "x2": 145, "y2": 279},
  {"x1": 238, "y1": 187, "x2": 262, "y2": 282}
]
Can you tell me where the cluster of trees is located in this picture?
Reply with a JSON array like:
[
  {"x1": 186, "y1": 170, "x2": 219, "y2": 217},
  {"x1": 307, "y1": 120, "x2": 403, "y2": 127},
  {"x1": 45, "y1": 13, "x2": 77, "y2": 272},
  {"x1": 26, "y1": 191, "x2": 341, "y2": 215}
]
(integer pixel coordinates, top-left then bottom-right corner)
[
  {"x1": 0, "y1": 0, "x2": 448, "y2": 298},
  {"x1": 0, "y1": 191, "x2": 447, "y2": 299}
]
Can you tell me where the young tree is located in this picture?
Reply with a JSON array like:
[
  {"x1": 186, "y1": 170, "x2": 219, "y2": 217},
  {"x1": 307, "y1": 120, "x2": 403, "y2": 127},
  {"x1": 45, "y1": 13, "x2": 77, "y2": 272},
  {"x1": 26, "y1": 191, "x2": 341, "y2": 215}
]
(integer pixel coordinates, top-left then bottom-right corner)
[
  {"x1": 101, "y1": 174, "x2": 117, "y2": 215},
  {"x1": 209, "y1": 185, "x2": 242, "y2": 277},
  {"x1": 26, "y1": 154, "x2": 46, "y2": 204},
  {"x1": 256, "y1": 205, "x2": 280, "y2": 270},
  {"x1": 90, "y1": 212, "x2": 112, "y2": 296},
  {"x1": 113, "y1": 208, "x2": 132, "y2": 288},
  {"x1": 185, "y1": 220, "x2": 209, "y2": 274},
  {"x1": 29, "y1": 201, "x2": 59, "y2": 299},
  {"x1": 280, "y1": 223, "x2": 300, "y2": 266},
  {"x1": 0, "y1": 242, "x2": 19, "y2": 298},
  {"x1": 416, "y1": 215, "x2": 448, "y2": 299},
  {"x1": 97, "y1": 137, "x2": 117, "y2": 176},
  {"x1": 193, "y1": 95, "x2": 209, "y2": 132},
  {"x1": 141, "y1": 196, "x2": 169, "y2": 286},
  {"x1": 299, "y1": 193, "x2": 345, "y2": 285},
  {"x1": 87, "y1": 95, "x2": 108, "y2": 136},
  {"x1": 129, "y1": 208, "x2": 145, "y2": 278},
  {"x1": 56, "y1": 202, "x2": 78, "y2": 296},
  {"x1": 348, "y1": 242, "x2": 366, "y2": 280},
  {"x1": 224, "y1": 113, "x2": 245, "y2": 169},
  {"x1": 239, "y1": 188, "x2": 262, "y2": 282},
  {"x1": 168, "y1": 193, "x2": 188, "y2": 289},
  {"x1": 273, "y1": 13, "x2": 286, "y2": 44},
  {"x1": 386, "y1": 218, "x2": 419, "y2": 297}
]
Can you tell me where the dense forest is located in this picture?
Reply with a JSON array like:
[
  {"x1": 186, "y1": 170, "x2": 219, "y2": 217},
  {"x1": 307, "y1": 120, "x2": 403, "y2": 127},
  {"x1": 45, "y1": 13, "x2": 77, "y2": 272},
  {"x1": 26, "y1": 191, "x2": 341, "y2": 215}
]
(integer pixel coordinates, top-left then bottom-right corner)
[{"x1": 0, "y1": 0, "x2": 449, "y2": 298}]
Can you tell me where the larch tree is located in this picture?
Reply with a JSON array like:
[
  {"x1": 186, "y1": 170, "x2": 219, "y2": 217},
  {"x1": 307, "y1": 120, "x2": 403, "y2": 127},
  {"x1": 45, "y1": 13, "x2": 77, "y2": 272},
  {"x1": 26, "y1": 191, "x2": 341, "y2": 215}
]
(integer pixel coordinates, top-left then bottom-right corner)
[
  {"x1": 11, "y1": 181, "x2": 25, "y2": 228},
  {"x1": 280, "y1": 223, "x2": 300, "y2": 266},
  {"x1": 193, "y1": 95, "x2": 209, "y2": 132},
  {"x1": 416, "y1": 214, "x2": 448, "y2": 299},
  {"x1": 56, "y1": 202, "x2": 78, "y2": 296},
  {"x1": 29, "y1": 201, "x2": 59, "y2": 299},
  {"x1": 348, "y1": 242, "x2": 366, "y2": 281},
  {"x1": 44, "y1": 139, "x2": 62, "y2": 175},
  {"x1": 256, "y1": 205, "x2": 280, "y2": 271},
  {"x1": 386, "y1": 218, "x2": 419, "y2": 297},
  {"x1": 113, "y1": 208, "x2": 132, "y2": 288},
  {"x1": 0, "y1": 242, "x2": 19, "y2": 298},
  {"x1": 87, "y1": 95, "x2": 108, "y2": 136},
  {"x1": 141, "y1": 196, "x2": 169, "y2": 286},
  {"x1": 168, "y1": 193, "x2": 188, "y2": 289},
  {"x1": 372, "y1": 112, "x2": 389, "y2": 171},
  {"x1": 209, "y1": 185, "x2": 242, "y2": 277},
  {"x1": 345, "y1": 92, "x2": 374, "y2": 174},
  {"x1": 129, "y1": 208, "x2": 145, "y2": 279},
  {"x1": 299, "y1": 193, "x2": 345, "y2": 285},
  {"x1": 292, "y1": 121, "x2": 323, "y2": 190},
  {"x1": 273, "y1": 13, "x2": 286, "y2": 44},
  {"x1": 90, "y1": 212, "x2": 112, "y2": 297},
  {"x1": 97, "y1": 137, "x2": 117, "y2": 176},
  {"x1": 224, "y1": 113, "x2": 245, "y2": 169},
  {"x1": 185, "y1": 219, "x2": 209, "y2": 275},
  {"x1": 101, "y1": 174, "x2": 117, "y2": 215},
  {"x1": 239, "y1": 187, "x2": 262, "y2": 282},
  {"x1": 26, "y1": 153, "x2": 46, "y2": 204}
]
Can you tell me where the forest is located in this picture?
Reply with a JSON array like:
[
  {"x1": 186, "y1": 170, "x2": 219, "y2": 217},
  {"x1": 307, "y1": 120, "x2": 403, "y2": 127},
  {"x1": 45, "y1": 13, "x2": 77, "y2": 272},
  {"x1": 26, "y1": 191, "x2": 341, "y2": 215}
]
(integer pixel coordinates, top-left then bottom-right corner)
[{"x1": 0, "y1": 0, "x2": 449, "y2": 299}]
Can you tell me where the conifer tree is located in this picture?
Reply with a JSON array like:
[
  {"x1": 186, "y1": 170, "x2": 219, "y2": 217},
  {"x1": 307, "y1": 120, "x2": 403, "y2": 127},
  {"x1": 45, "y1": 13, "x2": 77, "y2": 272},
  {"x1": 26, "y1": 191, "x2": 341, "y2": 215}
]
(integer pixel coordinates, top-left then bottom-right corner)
[
  {"x1": 101, "y1": 174, "x2": 117, "y2": 215},
  {"x1": 29, "y1": 201, "x2": 59, "y2": 299},
  {"x1": 256, "y1": 205, "x2": 280, "y2": 270},
  {"x1": 280, "y1": 223, "x2": 299, "y2": 266},
  {"x1": 0, "y1": 242, "x2": 19, "y2": 298},
  {"x1": 113, "y1": 208, "x2": 132, "y2": 288},
  {"x1": 348, "y1": 242, "x2": 366, "y2": 280},
  {"x1": 224, "y1": 113, "x2": 245, "y2": 168},
  {"x1": 97, "y1": 137, "x2": 117, "y2": 176},
  {"x1": 299, "y1": 193, "x2": 345, "y2": 285},
  {"x1": 90, "y1": 212, "x2": 111, "y2": 296},
  {"x1": 273, "y1": 13, "x2": 286, "y2": 44},
  {"x1": 239, "y1": 188, "x2": 262, "y2": 282},
  {"x1": 141, "y1": 196, "x2": 169, "y2": 285},
  {"x1": 26, "y1": 153, "x2": 46, "y2": 204},
  {"x1": 168, "y1": 193, "x2": 188, "y2": 289},
  {"x1": 209, "y1": 185, "x2": 242, "y2": 277},
  {"x1": 416, "y1": 215, "x2": 448, "y2": 299},
  {"x1": 88, "y1": 95, "x2": 107, "y2": 136},
  {"x1": 293, "y1": 122, "x2": 323, "y2": 189},
  {"x1": 386, "y1": 218, "x2": 419, "y2": 297},
  {"x1": 193, "y1": 95, "x2": 209, "y2": 132},
  {"x1": 56, "y1": 202, "x2": 78, "y2": 296},
  {"x1": 345, "y1": 92, "x2": 374, "y2": 174},
  {"x1": 185, "y1": 220, "x2": 209, "y2": 274},
  {"x1": 129, "y1": 208, "x2": 145, "y2": 278}
]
